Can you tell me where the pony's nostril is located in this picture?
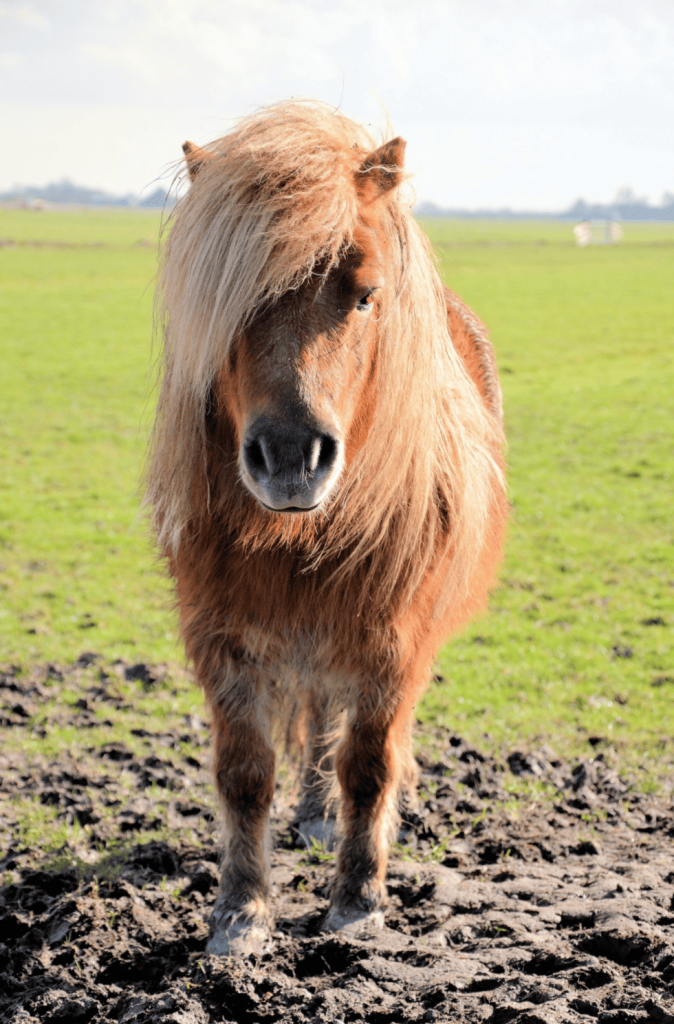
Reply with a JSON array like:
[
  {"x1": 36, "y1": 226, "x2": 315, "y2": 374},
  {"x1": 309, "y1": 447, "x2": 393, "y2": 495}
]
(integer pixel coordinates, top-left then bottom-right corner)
[
  {"x1": 244, "y1": 437, "x2": 272, "y2": 479},
  {"x1": 316, "y1": 434, "x2": 337, "y2": 473},
  {"x1": 306, "y1": 434, "x2": 338, "y2": 474}
]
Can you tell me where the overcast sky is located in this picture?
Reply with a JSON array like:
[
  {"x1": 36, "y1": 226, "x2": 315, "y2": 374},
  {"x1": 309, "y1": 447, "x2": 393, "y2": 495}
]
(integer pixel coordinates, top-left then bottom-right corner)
[{"x1": 1, "y1": 0, "x2": 673, "y2": 209}]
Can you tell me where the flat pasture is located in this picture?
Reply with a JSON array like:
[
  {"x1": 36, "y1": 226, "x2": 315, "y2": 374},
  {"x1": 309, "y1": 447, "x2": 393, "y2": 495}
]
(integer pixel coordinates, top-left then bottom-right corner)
[
  {"x1": 2, "y1": 210, "x2": 674, "y2": 1024},
  {"x1": 1, "y1": 210, "x2": 672, "y2": 781},
  {"x1": 422, "y1": 217, "x2": 674, "y2": 782}
]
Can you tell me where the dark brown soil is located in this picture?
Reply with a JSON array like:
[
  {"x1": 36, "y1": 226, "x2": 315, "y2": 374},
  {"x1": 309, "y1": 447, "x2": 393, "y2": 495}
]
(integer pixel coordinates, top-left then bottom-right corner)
[{"x1": 1, "y1": 660, "x2": 674, "y2": 1023}]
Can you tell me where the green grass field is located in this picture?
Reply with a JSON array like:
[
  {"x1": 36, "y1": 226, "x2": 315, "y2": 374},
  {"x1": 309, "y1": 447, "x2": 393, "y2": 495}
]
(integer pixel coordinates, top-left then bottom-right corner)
[{"x1": 1, "y1": 210, "x2": 672, "y2": 784}]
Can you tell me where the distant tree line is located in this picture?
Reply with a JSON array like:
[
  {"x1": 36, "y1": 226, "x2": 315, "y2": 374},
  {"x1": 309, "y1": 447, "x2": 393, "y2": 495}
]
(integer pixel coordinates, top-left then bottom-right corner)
[
  {"x1": 2, "y1": 178, "x2": 673, "y2": 220},
  {"x1": 417, "y1": 186, "x2": 674, "y2": 221},
  {"x1": 0, "y1": 178, "x2": 175, "y2": 208}
]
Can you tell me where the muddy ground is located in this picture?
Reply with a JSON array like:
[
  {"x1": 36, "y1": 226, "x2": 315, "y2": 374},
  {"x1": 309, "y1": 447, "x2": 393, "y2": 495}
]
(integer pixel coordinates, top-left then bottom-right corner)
[{"x1": 1, "y1": 659, "x2": 674, "y2": 1024}]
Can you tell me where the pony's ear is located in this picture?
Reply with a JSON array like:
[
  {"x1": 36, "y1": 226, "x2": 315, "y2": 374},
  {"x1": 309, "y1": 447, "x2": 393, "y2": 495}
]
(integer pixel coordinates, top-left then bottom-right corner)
[
  {"x1": 182, "y1": 140, "x2": 211, "y2": 181},
  {"x1": 356, "y1": 137, "x2": 406, "y2": 203}
]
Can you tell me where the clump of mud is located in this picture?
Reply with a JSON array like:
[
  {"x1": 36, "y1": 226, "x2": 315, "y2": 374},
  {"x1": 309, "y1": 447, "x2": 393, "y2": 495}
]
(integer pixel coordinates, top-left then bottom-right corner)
[{"x1": 1, "y1": 660, "x2": 674, "y2": 1023}]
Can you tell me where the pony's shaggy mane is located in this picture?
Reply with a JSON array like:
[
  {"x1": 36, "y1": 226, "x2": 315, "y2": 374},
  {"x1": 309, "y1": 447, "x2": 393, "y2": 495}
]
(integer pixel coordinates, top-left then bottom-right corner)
[{"x1": 147, "y1": 100, "x2": 505, "y2": 617}]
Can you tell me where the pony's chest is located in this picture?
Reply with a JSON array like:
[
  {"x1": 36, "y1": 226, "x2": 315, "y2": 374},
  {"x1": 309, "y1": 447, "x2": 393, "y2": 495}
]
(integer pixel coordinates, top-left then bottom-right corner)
[
  {"x1": 177, "y1": 539, "x2": 393, "y2": 673},
  {"x1": 235, "y1": 618, "x2": 357, "y2": 687}
]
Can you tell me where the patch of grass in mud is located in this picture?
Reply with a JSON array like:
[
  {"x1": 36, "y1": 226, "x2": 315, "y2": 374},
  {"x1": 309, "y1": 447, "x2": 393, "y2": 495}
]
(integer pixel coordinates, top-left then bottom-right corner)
[
  {"x1": 496, "y1": 776, "x2": 558, "y2": 819},
  {"x1": 9, "y1": 795, "x2": 81, "y2": 855},
  {"x1": 2, "y1": 663, "x2": 203, "y2": 760},
  {"x1": 1, "y1": 657, "x2": 214, "y2": 865},
  {"x1": 9, "y1": 798, "x2": 171, "y2": 882}
]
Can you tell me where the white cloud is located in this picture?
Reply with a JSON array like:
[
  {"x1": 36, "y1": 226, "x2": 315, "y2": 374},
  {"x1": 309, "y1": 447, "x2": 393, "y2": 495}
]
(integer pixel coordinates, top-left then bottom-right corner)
[
  {"x1": 80, "y1": 43, "x2": 161, "y2": 84},
  {"x1": 0, "y1": 52, "x2": 21, "y2": 67},
  {"x1": 78, "y1": 0, "x2": 369, "y2": 104},
  {"x1": 0, "y1": 2, "x2": 49, "y2": 30}
]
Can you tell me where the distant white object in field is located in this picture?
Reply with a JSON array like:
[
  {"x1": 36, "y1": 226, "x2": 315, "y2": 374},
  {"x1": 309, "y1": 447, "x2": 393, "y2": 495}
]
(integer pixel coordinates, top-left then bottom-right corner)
[
  {"x1": 609, "y1": 221, "x2": 624, "y2": 243},
  {"x1": 573, "y1": 221, "x2": 591, "y2": 246},
  {"x1": 573, "y1": 220, "x2": 623, "y2": 246}
]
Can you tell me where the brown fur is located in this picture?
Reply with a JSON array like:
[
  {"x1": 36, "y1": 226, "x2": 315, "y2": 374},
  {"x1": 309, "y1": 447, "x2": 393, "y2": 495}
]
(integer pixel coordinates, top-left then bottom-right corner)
[{"x1": 146, "y1": 101, "x2": 507, "y2": 947}]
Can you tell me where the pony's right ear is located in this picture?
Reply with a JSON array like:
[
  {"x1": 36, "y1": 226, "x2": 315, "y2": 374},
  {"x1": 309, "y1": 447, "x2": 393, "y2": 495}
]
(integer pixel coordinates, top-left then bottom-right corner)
[
  {"x1": 356, "y1": 137, "x2": 406, "y2": 203},
  {"x1": 182, "y1": 140, "x2": 211, "y2": 181}
]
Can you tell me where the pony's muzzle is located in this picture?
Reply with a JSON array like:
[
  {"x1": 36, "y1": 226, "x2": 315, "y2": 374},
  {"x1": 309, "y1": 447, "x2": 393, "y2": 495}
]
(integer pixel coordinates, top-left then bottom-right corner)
[{"x1": 240, "y1": 419, "x2": 343, "y2": 512}]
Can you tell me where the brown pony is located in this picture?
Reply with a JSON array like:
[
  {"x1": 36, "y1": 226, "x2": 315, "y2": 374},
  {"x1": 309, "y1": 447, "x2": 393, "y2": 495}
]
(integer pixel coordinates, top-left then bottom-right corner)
[{"x1": 146, "y1": 101, "x2": 507, "y2": 955}]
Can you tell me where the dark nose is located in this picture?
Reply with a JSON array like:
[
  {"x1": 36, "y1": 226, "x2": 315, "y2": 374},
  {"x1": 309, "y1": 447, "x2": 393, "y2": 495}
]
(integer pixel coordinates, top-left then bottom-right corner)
[{"x1": 242, "y1": 418, "x2": 341, "y2": 511}]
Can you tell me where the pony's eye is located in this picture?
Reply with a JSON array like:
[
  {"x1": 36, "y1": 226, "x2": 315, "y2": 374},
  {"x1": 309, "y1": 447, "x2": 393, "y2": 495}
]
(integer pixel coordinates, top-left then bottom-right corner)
[{"x1": 357, "y1": 292, "x2": 374, "y2": 311}]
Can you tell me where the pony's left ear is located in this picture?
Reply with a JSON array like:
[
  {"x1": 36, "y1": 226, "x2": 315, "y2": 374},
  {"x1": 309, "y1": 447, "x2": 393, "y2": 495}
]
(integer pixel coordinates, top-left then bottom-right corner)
[
  {"x1": 356, "y1": 137, "x2": 406, "y2": 202},
  {"x1": 182, "y1": 140, "x2": 212, "y2": 181}
]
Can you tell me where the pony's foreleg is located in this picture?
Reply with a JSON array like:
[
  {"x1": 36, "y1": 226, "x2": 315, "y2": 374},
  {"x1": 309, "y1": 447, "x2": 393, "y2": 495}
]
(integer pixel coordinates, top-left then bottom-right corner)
[
  {"x1": 325, "y1": 685, "x2": 414, "y2": 932},
  {"x1": 204, "y1": 665, "x2": 275, "y2": 956},
  {"x1": 294, "y1": 690, "x2": 336, "y2": 850}
]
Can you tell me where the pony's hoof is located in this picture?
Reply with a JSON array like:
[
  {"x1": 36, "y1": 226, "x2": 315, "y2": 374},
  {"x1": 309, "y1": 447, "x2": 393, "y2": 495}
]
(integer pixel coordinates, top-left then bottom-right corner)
[
  {"x1": 206, "y1": 907, "x2": 272, "y2": 957},
  {"x1": 294, "y1": 816, "x2": 337, "y2": 851},
  {"x1": 321, "y1": 906, "x2": 385, "y2": 936}
]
